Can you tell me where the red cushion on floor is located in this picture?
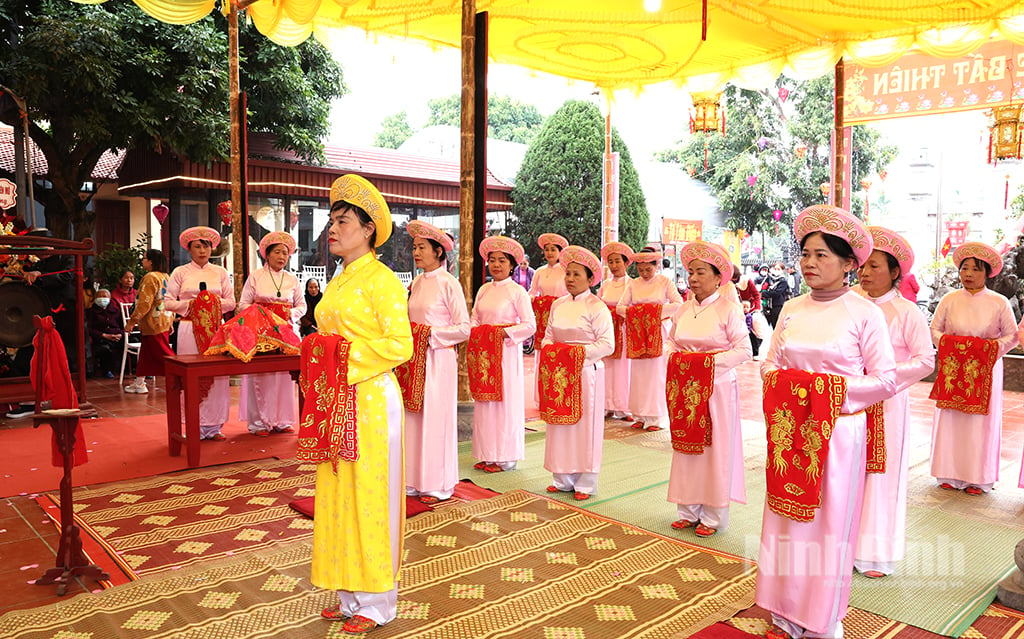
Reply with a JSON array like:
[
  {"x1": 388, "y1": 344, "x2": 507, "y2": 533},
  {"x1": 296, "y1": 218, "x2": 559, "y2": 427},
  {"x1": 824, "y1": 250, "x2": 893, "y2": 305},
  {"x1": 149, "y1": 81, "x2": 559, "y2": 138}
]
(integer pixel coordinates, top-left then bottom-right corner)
[
  {"x1": 288, "y1": 496, "x2": 432, "y2": 519},
  {"x1": 688, "y1": 622, "x2": 760, "y2": 638}
]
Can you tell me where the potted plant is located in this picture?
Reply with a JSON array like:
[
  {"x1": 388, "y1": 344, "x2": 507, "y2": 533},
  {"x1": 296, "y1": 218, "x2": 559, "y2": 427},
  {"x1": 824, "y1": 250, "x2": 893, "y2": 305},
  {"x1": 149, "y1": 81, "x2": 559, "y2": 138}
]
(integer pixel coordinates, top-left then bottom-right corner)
[{"x1": 93, "y1": 233, "x2": 150, "y2": 290}]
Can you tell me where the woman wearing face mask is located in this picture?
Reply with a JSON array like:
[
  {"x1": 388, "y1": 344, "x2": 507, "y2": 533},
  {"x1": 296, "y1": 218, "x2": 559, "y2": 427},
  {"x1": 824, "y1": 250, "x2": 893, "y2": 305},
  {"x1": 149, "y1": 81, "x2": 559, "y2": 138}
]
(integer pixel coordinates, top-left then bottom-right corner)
[
  {"x1": 540, "y1": 246, "x2": 614, "y2": 500},
  {"x1": 616, "y1": 248, "x2": 683, "y2": 432},
  {"x1": 529, "y1": 233, "x2": 570, "y2": 407},
  {"x1": 165, "y1": 226, "x2": 237, "y2": 441},
  {"x1": 757, "y1": 205, "x2": 896, "y2": 639},
  {"x1": 237, "y1": 232, "x2": 305, "y2": 437},
  {"x1": 851, "y1": 227, "x2": 934, "y2": 579},
  {"x1": 597, "y1": 242, "x2": 635, "y2": 421},
  {"x1": 760, "y1": 262, "x2": 791, "y2": 328},
  {"x1": 303, "y1": 174, "x2": 412, "y2": 635},
  {"x1": 928, "y1": 242, "x2": 1017, "y2": 496},
  {"x1": 469, "y1": 236, "x2": 536, "y2": 474},
  {"x1": 665, "y1": 241, "x2": 751, "y2": 538},
  {"x1": 401, "y1": 220, "x2": 470, "y2": 504}
]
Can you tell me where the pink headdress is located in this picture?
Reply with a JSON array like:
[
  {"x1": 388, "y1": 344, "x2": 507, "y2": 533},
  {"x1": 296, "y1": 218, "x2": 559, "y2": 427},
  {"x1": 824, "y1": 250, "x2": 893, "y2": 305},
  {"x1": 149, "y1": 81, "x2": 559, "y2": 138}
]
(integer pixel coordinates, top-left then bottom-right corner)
[
  {"x1": 678, "y1": 241, "x2": 733, "y2": 287},
  {"x1": 479, "y1": 235, "x2": 525, "y2": 265},
  {"x1": 952, "y1": 241, "x2": 1002, "y2": 277},
  {"x1": 793, "y1": 205, "x2": 873, "y2": 266},
  {"x1": 258, "y1": 231, "x2": 297, "y2": 259},
  {"x1": 600, "y1": 241, "x2": 634, "y2": 264},
  {"x1": 559, "y1": 245, "x2": 603, "y2": 286},
  {"x1": 867, "y1": 226, "x2": 914, "y2": 279},
  {"x1": 407, "y1": 220, "x2": 454, "y2": 252},
  {"x1": 537, "y1": 233, "x2": 568, "y2": 250},
  {"x1": 179, "y1": 226, "x2": 221, "y2": 250}
]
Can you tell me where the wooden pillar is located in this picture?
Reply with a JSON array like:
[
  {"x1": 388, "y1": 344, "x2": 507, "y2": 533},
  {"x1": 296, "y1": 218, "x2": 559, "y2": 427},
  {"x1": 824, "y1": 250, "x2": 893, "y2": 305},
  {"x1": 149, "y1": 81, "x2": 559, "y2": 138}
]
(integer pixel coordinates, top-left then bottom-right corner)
[
  {"x1": 832, "y1": 59, "x2": 846, "y2": 209},
  {"x1": 457, "y1": 0, "x2": 477, "y2": 402},
  {"x1": 229, "y1": 3, "x2": 244, "y2": 301}
]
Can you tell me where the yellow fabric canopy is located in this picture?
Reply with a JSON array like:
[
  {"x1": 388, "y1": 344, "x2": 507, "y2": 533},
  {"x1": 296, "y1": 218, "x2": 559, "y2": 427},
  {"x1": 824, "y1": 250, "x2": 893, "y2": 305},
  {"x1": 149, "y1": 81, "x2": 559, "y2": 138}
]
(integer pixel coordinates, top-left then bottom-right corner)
[{"x1": 91, "y1": 1, "x2": 1024, "y2": 92}]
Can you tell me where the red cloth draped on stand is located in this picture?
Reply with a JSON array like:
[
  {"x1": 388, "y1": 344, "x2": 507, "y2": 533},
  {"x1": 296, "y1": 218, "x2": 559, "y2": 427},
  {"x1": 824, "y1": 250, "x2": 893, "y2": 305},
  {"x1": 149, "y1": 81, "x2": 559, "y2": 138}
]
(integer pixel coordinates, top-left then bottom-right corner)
[
  {"x1": 532, "y1": 295, "x2": 557, "y2": 344},
  {"x1": 191, "y1": 289, "x2": 223, "y2": 354},
  {"x1": 538, "y1": 343, "x2": 586, "y2": 425},
  {"x1": 929, "y1": 334, "x2": 999, "y2": 415},
  {"x1": 762, "y1": 368, "x2": 847, "y2": 523},
  {"x1": 395, "y1": 322, "x2": 431, "y2": 412},
  {"x1": 30, "y1": 316, "x2": 87, "y2": 467},
  {"x1": 296, "y1": 334, "x2": 358, "y2": 468},
  {"x1": 625, "y1": 303, "x2": 663, "y2": 359},
  {"x1": 467, "y1": 325, "x2": 510, "y2": 401},
  {"x1": 666, "y1": 351, "x2": 716, "y2": 454}
]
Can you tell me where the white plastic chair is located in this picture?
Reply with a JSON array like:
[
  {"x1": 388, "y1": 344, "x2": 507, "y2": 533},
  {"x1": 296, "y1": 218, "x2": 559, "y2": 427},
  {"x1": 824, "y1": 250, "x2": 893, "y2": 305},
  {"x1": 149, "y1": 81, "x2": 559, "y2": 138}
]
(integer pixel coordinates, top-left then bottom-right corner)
[
  {"x1": 302, "y1": 265, "x2": 327, "y2": 289},
  {"x1": 118, "y1": 302, "x2": 141, "y2": 387},
  {"x1": 395, "y1": 271, "x2": 413, "y2": 287}
]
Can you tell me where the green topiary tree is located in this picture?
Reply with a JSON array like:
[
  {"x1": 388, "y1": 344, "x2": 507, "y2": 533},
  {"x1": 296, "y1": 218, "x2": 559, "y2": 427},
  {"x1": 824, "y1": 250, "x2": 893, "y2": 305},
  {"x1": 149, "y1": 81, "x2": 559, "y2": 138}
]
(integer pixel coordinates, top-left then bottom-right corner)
[{"x1": 508, "y1": 100, "x2": 648, "y2": 265}]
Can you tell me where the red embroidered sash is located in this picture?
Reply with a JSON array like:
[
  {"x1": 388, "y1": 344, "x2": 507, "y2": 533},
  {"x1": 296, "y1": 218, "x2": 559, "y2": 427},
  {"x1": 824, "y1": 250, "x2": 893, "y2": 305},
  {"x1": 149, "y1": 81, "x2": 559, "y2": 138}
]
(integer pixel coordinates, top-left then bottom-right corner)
[
  {"x1": 929, "y1": 335, "x2": 999, "y2": 415},
  {"x1": 606, "y1": 303, "x2": 625, "y2": 359},
  {"x1": 191, "y1": 289, "x2": 223, "y2": 353},
  {"x1": 666, "y1": 351, "x2": 716, "y2": 454},
  {"x1": 395, "y1": 322, "x2": 431, "y2": 412},
  {"x1": 297, "y1": 334, "x2": 358, "y2": 467},
  {"x1": 532, "y1": 295, "x2": 557, "y2": 344},
  {"x1": 257, "y1": 301, "x2": 291, "y2": 322},
  {"x1": 763, "y1": 369, "x2": 847, "y2": 523},
  {"x1": 538, "y1": 343, "x2": 586, "y2": 425},
  {"x1": 625, "y1": 303, "x2": 663, "y2": 359},
  {"x1": 865, "y1": 402, "x2": 886, "y2": 474},
  {"x1": 468, "y1": 324, "x2": 510, "y2": 401}
]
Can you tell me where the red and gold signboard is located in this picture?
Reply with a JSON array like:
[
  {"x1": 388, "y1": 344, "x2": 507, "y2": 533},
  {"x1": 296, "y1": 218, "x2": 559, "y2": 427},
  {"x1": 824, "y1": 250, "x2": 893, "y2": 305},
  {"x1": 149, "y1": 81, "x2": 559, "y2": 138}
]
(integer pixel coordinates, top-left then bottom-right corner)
[
  {"x1": 844, "y1": 39, "x2": 1024, "y2": 124},
  {"x1": 662, "y1": 219, "x2": 702, "y2": 244}
]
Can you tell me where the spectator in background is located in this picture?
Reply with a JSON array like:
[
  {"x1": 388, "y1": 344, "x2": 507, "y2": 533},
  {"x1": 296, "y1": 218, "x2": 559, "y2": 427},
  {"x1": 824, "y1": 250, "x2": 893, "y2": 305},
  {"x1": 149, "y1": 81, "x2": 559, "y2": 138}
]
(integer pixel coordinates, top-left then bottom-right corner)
[
  {"x1": 760, "y1": 262, "x2": 791, "y2": 327},
  {"x1": 300, "y1": 278, "x2": 321, "y2": 337},
  {"x1": 86, "y1": 288, "x2": 123, "y2": 378},
  {"x1": 754, "y1": 264, "x2": 770, "y2": 286},
  {"x1": 513, "y1": 257, "x2": 534, "y2": 290},
  {"x1": 787, "y1": 265, "x2": 802, "y2": 294},
  {"x1": 899, "y1": 271, "x2": 919, "y2": 303},
  {"x1": 110, "y1": 268, "x2": 137, "y2": 309},
  {"x1": 736, "y1": 268, "x2": 762, "y2": 312}
]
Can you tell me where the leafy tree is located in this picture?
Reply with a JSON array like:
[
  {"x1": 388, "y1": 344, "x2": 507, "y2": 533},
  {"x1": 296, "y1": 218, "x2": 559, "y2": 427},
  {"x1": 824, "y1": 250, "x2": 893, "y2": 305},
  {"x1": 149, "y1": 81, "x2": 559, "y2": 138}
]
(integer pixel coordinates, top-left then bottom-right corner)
[
  {"x1": 655, "y1": 76, "x2": 896, "y2": 260},
  {"x1": 374, "y1": 110, "x2": 415, "y2": 149},
  {"x1": 373, "y1": 110, "x2": 414, "y2": 150},
  {"x1": 509, "y1": 100, "x2": 648, "y2": 264},
  {"x1": 0, "y1": 0, "x2": 345, "y2": 239},
  {"x1": 424, "y1": 94, "x2": 544, "y2": 144}
]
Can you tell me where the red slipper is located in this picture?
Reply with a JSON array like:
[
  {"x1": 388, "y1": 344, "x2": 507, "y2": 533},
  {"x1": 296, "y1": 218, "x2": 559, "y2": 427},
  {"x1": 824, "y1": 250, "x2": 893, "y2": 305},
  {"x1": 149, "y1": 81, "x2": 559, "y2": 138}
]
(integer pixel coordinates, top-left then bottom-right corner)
[
  {"x1": 671, "y1": 519, "x2": 695, "y2": 530},
  {"x1": 546, "y1": 485, "x2": 561, "y2": 493},
  {"x1": 275, "y1": 426, "x2": 295, "y2": 434},
  {"x1": 631, "y1": 422, "x2": 645, "y2": 429},
  {"x1": 645, "y1": 425, "x2": 663, "y2": 432},
  {"x1": 473, "y1": 461, "x2": 487, "y2": 470},
  {"x1": 695, "y1": 523, "x2": 716, "y2": 537},
  {"x1": 251, "y1": 430, "x2": 270, "y2": 438},
  {"x1": 321, "y1": 605, "x2": 348, "y2": 620},
  {"x1": 965, "y1": 486, "x2": 983, "y2": 495},
  {"x1": 862, "y1": 570, "x2": 886, "y2": 578},
  {"x1": 766, "y1": 624, "x2": 793, "y2": 639},
  {"x1": 342, "y1": 614, "x2": 378, "y2": 634},
  {"x1": 939, "y1": 482, "x2": 958, "y2": 491},
  {"x1": 483, "y1": 463, "x2": 504, "y2": 473},
  {"x1": 574, "y1": 492, "x2": 590, "y2": 501},
  {"x1": 209, "y1": 433, "x2": 227, "y2": 441},
  {"x1": 418, "y1": 495, "x2": 441, "y2": 505}
]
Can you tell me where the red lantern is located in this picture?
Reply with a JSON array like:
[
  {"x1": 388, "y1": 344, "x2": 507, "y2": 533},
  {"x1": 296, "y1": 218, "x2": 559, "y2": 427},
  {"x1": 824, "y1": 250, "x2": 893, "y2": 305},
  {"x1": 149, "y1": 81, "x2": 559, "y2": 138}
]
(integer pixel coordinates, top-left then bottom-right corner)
[
  {"x1": 217, "y1": 200, "x2": 233, "y2": 227},
  {"x1": 778, "y1": 86, "x2": 790, "y2": 103},
  {"x1": 860, "y1": 179, "x2": 872, "y2": 191},
  {"x1": 772, "y1": 209, "x2": 782, "y2": 221},
  {"x1": 795, "y1": 143, "x2": 807, "y2": 158},
  {"x1": 879, "y1": 170, "x2": 888, "y2": 182},
  {"x1": 820, "y1": 183, "x2": 832, "y2": 201},
  {"x1": 152, "y1": 203, "x2": 169, "y2": 225}
]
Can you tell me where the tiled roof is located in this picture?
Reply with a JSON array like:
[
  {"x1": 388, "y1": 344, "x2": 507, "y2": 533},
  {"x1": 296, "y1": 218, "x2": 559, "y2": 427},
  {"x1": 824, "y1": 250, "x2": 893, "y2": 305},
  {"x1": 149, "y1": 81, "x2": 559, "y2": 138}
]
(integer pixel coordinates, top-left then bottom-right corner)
[{"x1": 0, "y1": 125, "x2": 126, "y2": 181}]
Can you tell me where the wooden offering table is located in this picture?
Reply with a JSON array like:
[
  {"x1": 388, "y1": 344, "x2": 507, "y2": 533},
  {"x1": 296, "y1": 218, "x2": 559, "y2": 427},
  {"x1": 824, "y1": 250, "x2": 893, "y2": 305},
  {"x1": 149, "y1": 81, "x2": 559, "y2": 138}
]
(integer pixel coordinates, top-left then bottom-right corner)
[{"x1": 163, "y1": 353, "x2": 302, "y2": 467}]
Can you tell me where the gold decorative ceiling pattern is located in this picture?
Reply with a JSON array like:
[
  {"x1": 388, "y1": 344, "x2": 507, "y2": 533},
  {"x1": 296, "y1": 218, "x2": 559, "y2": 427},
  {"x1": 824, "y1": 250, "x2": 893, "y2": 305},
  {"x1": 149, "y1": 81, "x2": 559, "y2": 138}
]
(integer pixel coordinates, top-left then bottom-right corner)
[{"x1": 85, "y1": 1, "x2": 1024, "y2": 91}]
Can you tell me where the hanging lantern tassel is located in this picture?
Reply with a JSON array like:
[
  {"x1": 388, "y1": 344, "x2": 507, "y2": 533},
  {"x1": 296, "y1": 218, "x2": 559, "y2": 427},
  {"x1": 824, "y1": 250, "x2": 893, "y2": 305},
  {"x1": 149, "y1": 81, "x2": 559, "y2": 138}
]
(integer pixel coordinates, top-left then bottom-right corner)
[
  {"x1": 704, "y1": 136, "x2": 709, "y2": 172},
  {"x1": 1006, "y1": 174, "x2": 1011, "y2": 210},
  {"x1": 701, "y1": 0, "x2": 708, "y2": 41}
]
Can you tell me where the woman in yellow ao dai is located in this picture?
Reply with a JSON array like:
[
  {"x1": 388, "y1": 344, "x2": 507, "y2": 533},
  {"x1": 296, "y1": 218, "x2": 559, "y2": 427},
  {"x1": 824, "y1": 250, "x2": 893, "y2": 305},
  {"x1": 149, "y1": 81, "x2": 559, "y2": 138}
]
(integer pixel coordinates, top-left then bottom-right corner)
[{"x1": 310, "y1": 175, "x2": 413, "y2": 635}]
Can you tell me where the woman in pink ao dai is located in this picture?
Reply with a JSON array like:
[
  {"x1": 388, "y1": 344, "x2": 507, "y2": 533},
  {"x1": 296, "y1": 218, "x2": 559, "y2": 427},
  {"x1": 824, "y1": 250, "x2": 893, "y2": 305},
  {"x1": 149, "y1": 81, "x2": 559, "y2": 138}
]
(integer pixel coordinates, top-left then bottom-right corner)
[
  {"x1": 597, "y1": 241, "x2": 634, "y2": 421},
  {"x1": 542, "y1": 246, "x2": 614, "y2": 499},
  {"x1": 665, "y1": 242, "x2": 750, "y2": 538},
  {"x1": 404, "y1": 221, "x2": 470, "y2": 504}
]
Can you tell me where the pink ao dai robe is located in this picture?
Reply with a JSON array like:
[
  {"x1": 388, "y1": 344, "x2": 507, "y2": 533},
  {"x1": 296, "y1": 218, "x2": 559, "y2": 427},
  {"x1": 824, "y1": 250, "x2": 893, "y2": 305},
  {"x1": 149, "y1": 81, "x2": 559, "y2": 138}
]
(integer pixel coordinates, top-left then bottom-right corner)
[
  {"x1": 615, "y1": 275, "x2": 683, "y2": 428},
  {"x1": 471, "y1": 278, "x2": 536, "y2": 468},
  {"x1": 928, "y1": 289, "x2": 1017, "y2": 490},
  {"x1": 665, "y1": 291, "x2": 751, "y2": 530},
  {"x1": 597, "y1": 275, "x2": 632, "y2": 416},
  {"x1": 853, "y1": 288, "x2": 933, "y2": 575},
  {"x1": 237, "y1": 266, "x2": 305, "y2": 433},
  {"x1": 530, "y1": 263, "x2": 569, "y2": 407},
  {"x1": 405, "y1": 268, "x2": 471, "y2": 500},
  {"x1": 756, "y1": 291, "x2": 896, "y2": 639},
  {"x1": 165, "y1": 261, "x2": 236, "y2": 438},
  {"x1": 542, "y1": 290, "x2": 614, "y2": 495}
]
